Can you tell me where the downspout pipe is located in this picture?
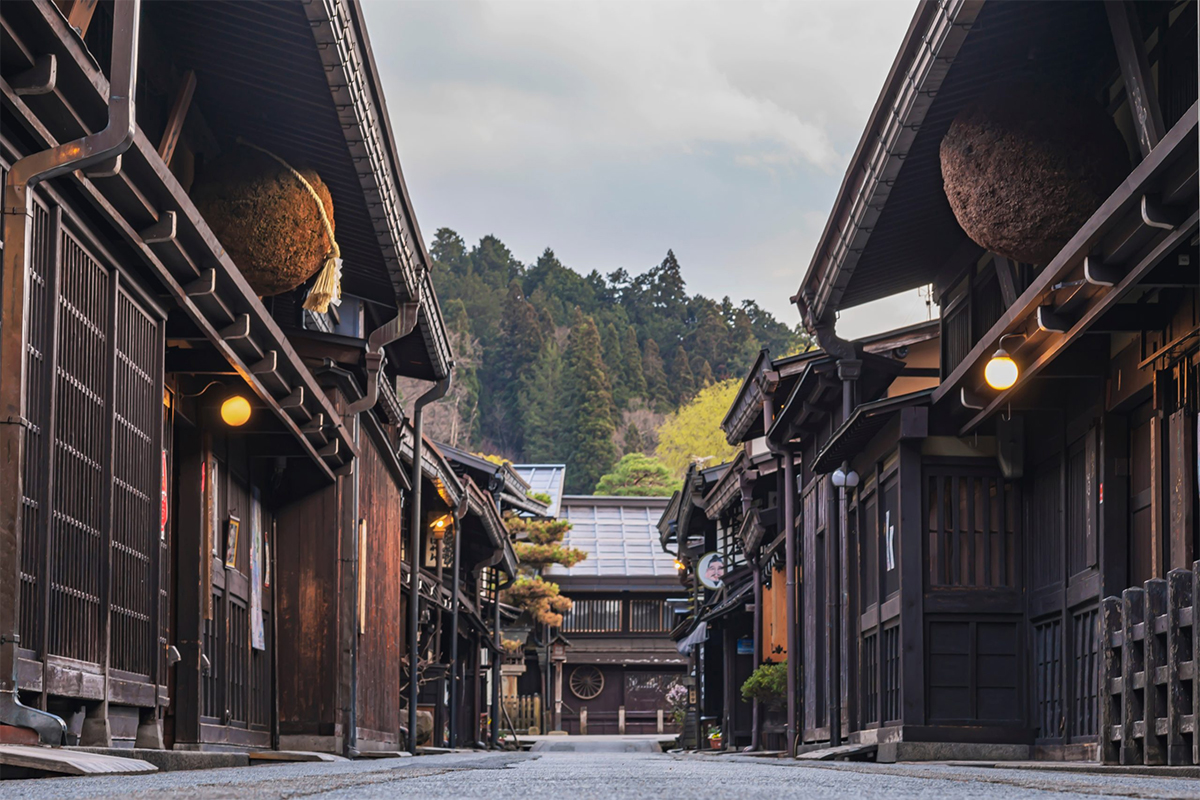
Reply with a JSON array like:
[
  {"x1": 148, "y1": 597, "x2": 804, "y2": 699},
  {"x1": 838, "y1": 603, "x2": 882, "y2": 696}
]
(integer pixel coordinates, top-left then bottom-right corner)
[
  {"x1": 0, "y1": 0, "x2": 141, "y2": 746},
  {"x1": 489, "y1": 480, "x2": 503, "y2": 750},
  {"x1": 762, "y1": 393, "x2": 797, "y2": 757},
  {"x1": 345, "y1": 303, "x2": 419, "y2": 415},
  {"x1": 447, "y1": 493, "x2": 467, "y2": 749},
  {"x1": 407, "y1": 375, "x2": 451, "y2": 754}
]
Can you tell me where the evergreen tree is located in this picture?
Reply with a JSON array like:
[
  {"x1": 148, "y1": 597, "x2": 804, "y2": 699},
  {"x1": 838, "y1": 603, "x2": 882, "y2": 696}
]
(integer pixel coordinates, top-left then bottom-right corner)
[
  {"x1": 519, "y1": 337, "x2": 564, "y2": 463},
  {"x1": 601, "y1": 323, "x2": 628, "y2": 408},
  {"x1": 622, "y1": 325, "x2": 647, "y2": 400},
  {"x1": 670, "y1": 345, "x2": 696, "y2": 405},
  {"x1": 696, "y1": 359, "x2": 715, "y2": 389},
  {"x1": 561, "y1": 311, "x2": 617, "y2": 493},
  {"x1": 642, "y1": 338, "x2": 671, "y2": 413},
  {"x1": 486, "y1": 282, "x2": 544, "y2": 454},
  {"x1": 595, "y1": 453, "x2": 681, "y2": 496}
]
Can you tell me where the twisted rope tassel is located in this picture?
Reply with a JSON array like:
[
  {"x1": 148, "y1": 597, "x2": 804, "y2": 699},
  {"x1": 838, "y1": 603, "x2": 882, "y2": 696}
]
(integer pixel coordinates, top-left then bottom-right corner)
[{"x1": 236, "y1": 137, "x2": 342, "y2": 313}]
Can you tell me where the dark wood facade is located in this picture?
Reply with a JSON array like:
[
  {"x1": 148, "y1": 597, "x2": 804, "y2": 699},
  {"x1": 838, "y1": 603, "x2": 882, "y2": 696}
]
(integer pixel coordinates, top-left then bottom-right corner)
[
  {"x1": 668, "y1": 0, "x2": 1199, "y2": 766},
  {"x1": 1, "y1": 0, "x2": 456, "y2": 754}
]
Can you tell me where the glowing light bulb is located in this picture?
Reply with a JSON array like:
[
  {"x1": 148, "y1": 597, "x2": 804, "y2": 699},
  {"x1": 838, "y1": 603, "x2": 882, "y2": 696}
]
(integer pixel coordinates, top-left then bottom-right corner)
[
  {"x1": 984, "y1": 349, "x2": 1019, "y2": 390},
  {"x1": 220, "y1": 395, "x2": 252, "y2": 426}
]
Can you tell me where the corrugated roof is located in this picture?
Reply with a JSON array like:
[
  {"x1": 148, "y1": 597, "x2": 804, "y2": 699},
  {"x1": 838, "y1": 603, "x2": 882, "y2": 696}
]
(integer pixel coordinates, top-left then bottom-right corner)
[
  {"x1": 547, "y1": 496, "x2": 675, "y2": 578},
  {"x1": 512, "y1": 464, "x2": 566, "y2": 517}
]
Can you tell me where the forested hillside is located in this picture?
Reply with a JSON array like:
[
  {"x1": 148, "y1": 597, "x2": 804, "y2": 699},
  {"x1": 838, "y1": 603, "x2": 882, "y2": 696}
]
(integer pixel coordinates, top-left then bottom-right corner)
[{"x1": 404, "y1": 228, "x2": 810, "y2": 492}]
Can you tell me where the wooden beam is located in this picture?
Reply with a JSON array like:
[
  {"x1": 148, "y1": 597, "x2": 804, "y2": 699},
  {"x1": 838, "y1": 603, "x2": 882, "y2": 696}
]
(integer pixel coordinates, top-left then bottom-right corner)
[
  {"x1": 958, "y1": 210, "x2": 1198, "y2": 434},
  {"x1": 55, "y1": 0, "x2": 100, "y2": 37},
  {"x1": 1107, "y1": 1, "x2": 1166, "y2": 158},
  {"x1": 992, "y1": 255, "x2": 1019, "y2": 307},
  {"x1": 157, "y1": 71, "x2": 196, "y2": 167}
]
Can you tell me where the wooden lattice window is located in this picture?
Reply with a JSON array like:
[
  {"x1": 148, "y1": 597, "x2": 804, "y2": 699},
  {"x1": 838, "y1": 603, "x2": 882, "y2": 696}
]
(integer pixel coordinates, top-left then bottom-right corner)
[
  {"x1": 629, "y1": 599, "x2": 672, "y2": 633},
  {"x1": 562, "y1": 599, "x2": 622, "y2": 633},
  {"x1": 926, "y1": 466, "x2": 1018, "y2": 589}
]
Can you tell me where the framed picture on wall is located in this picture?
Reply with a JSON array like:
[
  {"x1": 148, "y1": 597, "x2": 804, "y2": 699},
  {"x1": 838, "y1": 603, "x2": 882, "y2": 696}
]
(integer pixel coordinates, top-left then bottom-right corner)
[{"x1": 225, "y1": 515, "x2": 240, "y2": 569}]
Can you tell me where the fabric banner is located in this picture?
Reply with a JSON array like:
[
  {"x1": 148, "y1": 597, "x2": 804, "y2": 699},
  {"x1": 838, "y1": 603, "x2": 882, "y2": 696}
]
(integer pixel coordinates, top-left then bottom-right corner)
[{"x1": 250, "y1": 487, "x2": 265, "y2": 650}]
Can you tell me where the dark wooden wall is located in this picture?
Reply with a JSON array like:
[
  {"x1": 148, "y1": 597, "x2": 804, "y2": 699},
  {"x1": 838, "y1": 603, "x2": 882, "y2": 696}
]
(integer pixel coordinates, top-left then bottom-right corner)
[
  {"x1": 275, "y1": 477, "x2": 342, "y2": 741},
  {"x1": 355, "y1": 432, "x2": 405, "y2": 744}
]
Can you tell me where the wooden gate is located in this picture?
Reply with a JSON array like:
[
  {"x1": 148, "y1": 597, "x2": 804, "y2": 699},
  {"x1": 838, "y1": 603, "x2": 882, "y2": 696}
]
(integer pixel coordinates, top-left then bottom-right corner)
[{"x1": 15, "y1": 185, "x2": 167, "y2": 725}]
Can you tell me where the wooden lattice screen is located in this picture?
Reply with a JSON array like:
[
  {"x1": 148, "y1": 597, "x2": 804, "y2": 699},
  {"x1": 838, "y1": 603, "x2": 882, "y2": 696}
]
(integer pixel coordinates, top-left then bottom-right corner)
[
  {"x1": 1101, "y1": 564, "x2": 1198, "y2": 765},
  {"x1": 17, "y1": 192, "x2": 165, "y2": 698}
]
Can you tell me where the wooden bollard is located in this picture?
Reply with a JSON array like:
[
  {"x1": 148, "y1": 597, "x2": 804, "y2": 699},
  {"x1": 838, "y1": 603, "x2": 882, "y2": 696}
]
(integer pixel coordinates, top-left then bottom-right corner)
[
  {"x1": 657, "y1": 708, "x2": 664, "y2": 734},
  {"x1": 618, "y1": 705, "x2": 626, "y2": 735},
  {"x1": 1166, "y1": 570, "x2": 1193, "y2": 765},
  {"x1": 1144, "y1": 579, "x2": 1167, "y2": 765},
  {"x1": 1100, "y1": 596, "x2": 1122, "y2": 764},
  {"x1": 580, "y1": 706, "x2": 588, "y2": 736},
  {"x1": 1121, "y1": 586, "x2": 1145, "y2": 765}
]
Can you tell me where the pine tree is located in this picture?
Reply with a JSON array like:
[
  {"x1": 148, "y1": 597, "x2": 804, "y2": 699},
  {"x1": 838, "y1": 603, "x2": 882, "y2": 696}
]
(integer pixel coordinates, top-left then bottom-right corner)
[
  {"x1": 519, "y1": 337, "x2": 564, "y2": 463},
  {"x1": 642, "y1": 338, "x2": 671, "y2": 413},
  {"x1": 601, "y1": 323, "x2": 628, "y2": 409},
  {"x1": 670, "y1": 345, "x2": 696, "y2": 405},
  {"x1": 561, "y1": 312, "x2": 617, "y2": 493},
  {"x1": 696, "y1": 359, "x2": 715, "y2": 389},
  {"x1": 622, "y1": 325, "x2": 646, "y2": 400},
  {"x1": 488, "y1": 281, "x2": 544, "y2": 454}
]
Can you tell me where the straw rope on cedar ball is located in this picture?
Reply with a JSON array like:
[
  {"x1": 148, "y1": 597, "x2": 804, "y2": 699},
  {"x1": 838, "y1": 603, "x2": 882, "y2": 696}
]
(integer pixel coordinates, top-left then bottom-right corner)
[
  {"x1": 939, "y1": 82, "x2": 1130, "y2": 265},
  {"x1": 191, "y1": 145, "x2": 335, "y2": 297}
]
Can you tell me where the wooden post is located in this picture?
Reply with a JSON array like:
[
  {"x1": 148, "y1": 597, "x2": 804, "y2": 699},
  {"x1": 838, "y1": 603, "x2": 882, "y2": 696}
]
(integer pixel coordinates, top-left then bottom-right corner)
[
  {"x1": 1143, "y1": 579, "x2": 1167, "y2": 765},
  {"x1": 1167, "y1": 412, "x2": 1195, "y2": 570},
  {"x1": 1105, "y1": 1, "x2": 1166, "y2": 158},
  {"x1": 657, "y1": 708, "x2": 664, "y2": 734},
  {"x1": 1165, "y1": 569, "x2": 1192, "y2": 764},
  {"x1": 618, "y1": 705, "x2": 625, "y2": 735},
  {"x1": 1120, "y1": 586, "x2": 1145, "y2": 765},
  {"x1": 1099, "y1": 596, "x2": 1122, "y2": 764},
  {"x1": 580, "y1": 706, "x2": 587, "y2": 735},
  {"x1": 1194, "y1": 562, "x2": 1200, "y2": 766}
]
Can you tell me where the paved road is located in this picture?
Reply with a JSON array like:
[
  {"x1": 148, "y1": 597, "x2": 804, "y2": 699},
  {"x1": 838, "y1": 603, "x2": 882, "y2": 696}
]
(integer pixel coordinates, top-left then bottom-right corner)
[{"x1": 5, "y1": 747, "x2": 1200, "y2": 799}]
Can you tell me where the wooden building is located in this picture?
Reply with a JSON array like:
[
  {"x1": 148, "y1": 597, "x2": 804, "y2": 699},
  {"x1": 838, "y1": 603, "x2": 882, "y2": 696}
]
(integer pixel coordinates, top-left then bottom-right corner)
[
  {"x1": 0, "y1": 0, "x2": 458, "y2": 754},
  {"x1": 680, "y1": 0, "x2": 1198, "y2": 766},
  {"x1": 541, "y1": 495, "x2": 686, "y2": 736}
]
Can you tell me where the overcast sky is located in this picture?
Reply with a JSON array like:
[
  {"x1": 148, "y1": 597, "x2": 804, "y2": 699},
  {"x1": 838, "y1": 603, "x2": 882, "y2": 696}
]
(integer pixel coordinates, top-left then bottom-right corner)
[{"x1": 361, "y1": 0, "x2": 934, "y2": 338}]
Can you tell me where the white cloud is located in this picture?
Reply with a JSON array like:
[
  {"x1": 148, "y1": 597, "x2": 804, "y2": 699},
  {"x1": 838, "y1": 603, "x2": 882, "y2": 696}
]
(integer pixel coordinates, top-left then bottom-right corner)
[{"x1": 361, "y1": 0, "x2": 918, "y2": 322}]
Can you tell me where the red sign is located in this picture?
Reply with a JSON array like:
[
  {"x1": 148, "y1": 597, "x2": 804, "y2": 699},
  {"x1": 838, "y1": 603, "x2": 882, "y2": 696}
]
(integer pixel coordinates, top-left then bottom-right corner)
[
  {"x1": 1099, "y1": 482, "x2": 1104, "y2": 505},
  {"x1": 160, "y1": 449, "x2": 169, "y2": 540}
]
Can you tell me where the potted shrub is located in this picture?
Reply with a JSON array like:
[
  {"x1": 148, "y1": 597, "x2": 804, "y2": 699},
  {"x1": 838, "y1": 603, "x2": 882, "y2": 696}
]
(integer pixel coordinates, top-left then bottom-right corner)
[{"x1": 741, "y1": 660, "x2": 787, "y2": 707}]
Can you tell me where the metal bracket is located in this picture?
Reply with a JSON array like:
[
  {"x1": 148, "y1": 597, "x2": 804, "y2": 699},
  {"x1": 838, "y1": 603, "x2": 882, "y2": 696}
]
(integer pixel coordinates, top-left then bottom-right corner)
[
  {"x1": 1036, "y1": 305, "x2": 1071, "y2": 333},
  {"x1": 140, "y1": 211, "x2": 177, "y2": 244},
  {"x1": 185, "y1": 269, "x2": 217, "y2": 298},
  {"x1": 82, "y1": 155, "x2": 121, "y2": 178},
  {"x1": 1141, "y1": 194, "x2": 1186, "y2": 231},
  {"x1": 219, "y1": 314, "x2": 251, "y2": 341},
  {"x1": 12, "y1": 54, "x2": 57, "y2": 96},
  {"x1": 960, "y1": 388, "x2": 986, "y2": 410},
  {"x1": 1084, "y1": 255, "x2": 1123, "y2": 287}
]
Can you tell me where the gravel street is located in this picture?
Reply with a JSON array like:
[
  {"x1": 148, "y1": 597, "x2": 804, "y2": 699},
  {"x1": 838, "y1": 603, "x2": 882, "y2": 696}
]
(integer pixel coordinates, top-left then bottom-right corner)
[{"x1": 5, "y1": 745, "x2": 1200, "y2": 800}]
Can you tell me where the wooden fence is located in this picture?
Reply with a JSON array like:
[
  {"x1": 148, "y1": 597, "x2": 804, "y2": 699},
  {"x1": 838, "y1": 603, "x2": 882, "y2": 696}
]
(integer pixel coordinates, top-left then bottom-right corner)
[
  {"x1": 1101, "y1": 563, "x2": 1198, "y2": 765},
  {"x1": 504, "y1": 694, "x2": 542, "y2": 735}
]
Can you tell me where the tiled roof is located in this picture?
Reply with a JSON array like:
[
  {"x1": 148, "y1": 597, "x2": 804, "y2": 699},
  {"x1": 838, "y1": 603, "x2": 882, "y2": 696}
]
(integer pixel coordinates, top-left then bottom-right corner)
[
  {"x1": 547, "y1": 496, "x2": 676, "y2": 578},
  {"x1": 512, "y1": 464, "x2": 566, "y2": 517}
]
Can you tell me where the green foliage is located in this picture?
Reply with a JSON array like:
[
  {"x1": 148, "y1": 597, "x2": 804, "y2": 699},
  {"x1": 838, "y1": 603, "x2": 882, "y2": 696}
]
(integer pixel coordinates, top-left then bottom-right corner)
[
  {"x1": 561, "y1": 312, "x2": 617, "y2": 493},
  {"x1": 594, "y1": 453, "x2": 681, "y2": 496},
  {"x1": 741, "y1": 661, "x2": 787, "y2": 703},
  {"x1": 527, "y1": 491, "x2": 553, "y2": 505},
  {"x1": 428, "y1": 229, "x2": 806, "y2": 460},
  {"x1": 506, "y1": 516, "x2": 573, "y2": 546},
  {"x1": 500, "y1": 576, "x2": 573, "y2": 627},
  {"x1": 513, "y1": 542, "x2": 588, "y2": 570},
  {"x1": 656, "y1": 379, "x2": 742, "y2": 476},
  {"x1": 622, "y1": 423, "x2": 645, "y2": 455}
]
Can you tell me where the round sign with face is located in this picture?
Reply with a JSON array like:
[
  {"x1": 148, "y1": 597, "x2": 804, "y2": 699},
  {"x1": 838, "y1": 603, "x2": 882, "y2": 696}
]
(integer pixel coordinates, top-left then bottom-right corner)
[{"x1": 697, "y1": 551, "x2": 725, "y2": 590}]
